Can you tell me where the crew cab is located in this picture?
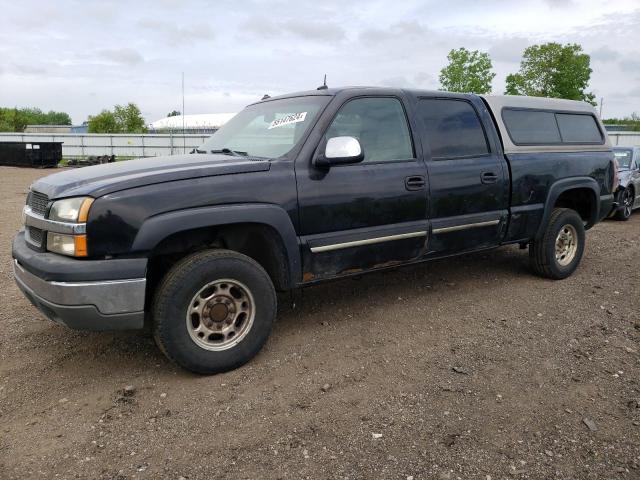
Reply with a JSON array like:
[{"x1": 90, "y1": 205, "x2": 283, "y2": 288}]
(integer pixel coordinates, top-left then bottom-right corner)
[{"x1": 12, "y1": 87, "x2": 616, "y2": 374}]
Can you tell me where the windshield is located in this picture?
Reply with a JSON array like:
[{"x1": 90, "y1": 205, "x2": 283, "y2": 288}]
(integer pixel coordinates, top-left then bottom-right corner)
[
  {"x1": 198, "y1": 96, "x2": 330, "y2": 159},
  {"x1": 613, "y1": 149, "x2": 633, "y2": 169}
]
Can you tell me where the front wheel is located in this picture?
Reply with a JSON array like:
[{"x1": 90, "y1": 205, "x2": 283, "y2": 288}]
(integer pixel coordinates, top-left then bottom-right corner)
[
  {"x1": 529, "y1": 208, "x2": 585, "y2": 280},
  {"x1": 152, "y1": 249, "x2": 277, "y2": 374},
  {"x1": 614, "y1": 188, "x2": 634, "y2": 221}
]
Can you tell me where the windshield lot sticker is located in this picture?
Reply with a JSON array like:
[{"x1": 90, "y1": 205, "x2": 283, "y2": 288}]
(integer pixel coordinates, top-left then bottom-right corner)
[{"x1": 268, "y1": 112, "x2": 307, "y2": 129}]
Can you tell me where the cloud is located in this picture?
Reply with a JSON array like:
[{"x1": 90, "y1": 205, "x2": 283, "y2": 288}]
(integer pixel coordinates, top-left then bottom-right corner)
[
  {"x1": 378, "y1": 76, "x2": 416, "y2": 88},
  {"x1": 543, "y1": 0, "x2": 575, "y2": 8},
  {"x1": 590, "y1": 45, "x2": 620, "y2": 63},
  {"x1": 489, "y1": 37, "x2": 530, "y2": 63},
  {"x1": 97, "y1": 48, "x2": 144, "y2": 66},
  {"x1": 378, "y1": 72, "x2": 437, "y2": 89},
  {"x1": 137, "y1": 20, "x2": 214, "y2": 44},
  {"x1": 2, "y1": 0, "x2": 639, "y2": 122},
  {"x1": 619, "y1": 57, "x2": 640, "y2": 73},
  {"x1": 240, "y1": 16, "x2": 345, "y2": 42},
  {"x1": 11, "y1": 63, "x2": 47, "y2": 75},
  {"x1": 359, "y1": 21, "x2": 428, "y2": 44}
]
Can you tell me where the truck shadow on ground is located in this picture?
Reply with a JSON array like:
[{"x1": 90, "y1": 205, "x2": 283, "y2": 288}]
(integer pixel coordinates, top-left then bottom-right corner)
[{"x1": 43, "y1": 245, "x2": 532, "y2": 375}]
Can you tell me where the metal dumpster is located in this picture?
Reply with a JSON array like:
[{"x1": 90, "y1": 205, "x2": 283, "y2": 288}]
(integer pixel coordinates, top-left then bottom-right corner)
[{"x1": 0, "y1": 141, "x2": 63, "y2": 168}]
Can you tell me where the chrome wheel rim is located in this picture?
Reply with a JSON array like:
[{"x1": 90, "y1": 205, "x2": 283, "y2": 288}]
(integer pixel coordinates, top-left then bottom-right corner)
[
  {"x1": 186, "y1": 279, "x2": 255, "y2": 351},
  {"x1": 555, "y1": 224, "x2": 578, "y2": 267},
  {"x1": 623, "y1": 190, "x2": 633, "y2": 217}
]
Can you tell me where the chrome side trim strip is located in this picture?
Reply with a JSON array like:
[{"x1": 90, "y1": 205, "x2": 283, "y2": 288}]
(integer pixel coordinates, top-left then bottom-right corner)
[
  {"x1": 432, "y1": 219, "x2": 500, "y2": 234},
  {"x1": 310, "y1": 231, "x2": 427, "y2": 253},
  {"x1": 23, "y1": 206, "x2": 86, "y2": 235}
]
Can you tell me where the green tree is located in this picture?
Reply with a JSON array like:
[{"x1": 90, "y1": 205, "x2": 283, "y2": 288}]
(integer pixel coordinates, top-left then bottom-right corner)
[
  {"x1": 167, "y1": 110, "x2": 181, "y2": 117},
  {"x1": 87, "y1": 110, "x2": 119, "y2": 133},
  {"x1": 87, "y1": 103, "x2": 147, "y2": 133},
  {"x1": 0, "y1": 107, "x2": 72, "y2": 132},
  {"x1": 0, "y1": 108, "x2": 27, "y2": 132},
  {"x1": 439, "y1": 48, "x2": 496, "y2": 94},
  {"x1": 114, "y1": 103, "x2": 147, "y2": 133},
  {"x1": 603, "y1": 113, "x2": 640, "y2": 132},
  {"x1": 505, "y1": 43, "x2": 595, "y2": 104},
  {"x1": 43, "y1": 110, "x2": 72, "y2": 125}
]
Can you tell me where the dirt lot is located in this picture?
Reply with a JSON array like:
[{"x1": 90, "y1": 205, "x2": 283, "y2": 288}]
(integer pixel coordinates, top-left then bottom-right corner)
[{"x1": 0, "y1": 166, "x2": 639, "y2": 480}]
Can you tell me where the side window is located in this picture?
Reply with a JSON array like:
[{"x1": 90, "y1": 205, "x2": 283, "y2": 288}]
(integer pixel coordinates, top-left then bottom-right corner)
[
  {"x1": 502, "y1": 109, "x2": 604, "y2": 146},
  {"x1": 418, "y1": 99, "x2": 489, "y2": 159},
  {"x1": 326, "y1": 97, "x2": 414, "y2": 162},
  {"x1": 556, "y1": 113, "x2": 603, "y2": 143},
  {"x1": 502, "y1": 109, "x2": 561, "y2": 145}
]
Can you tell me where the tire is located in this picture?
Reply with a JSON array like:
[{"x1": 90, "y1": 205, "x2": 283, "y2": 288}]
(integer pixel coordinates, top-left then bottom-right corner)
[
  {"x1": 529, "y1": 208, "x2": 585, "y2": 280},
  {"x1": 152, "y1": 249, "x2": 277, "y2": 374},
  {"x1": 614, "y1": 187, "x2": 634, "y2": 221}
]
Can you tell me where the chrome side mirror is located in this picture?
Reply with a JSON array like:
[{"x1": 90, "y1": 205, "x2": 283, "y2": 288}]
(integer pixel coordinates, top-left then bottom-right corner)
[{"x1": 314, "y1": 136, "x2": 364, "y2": 167}]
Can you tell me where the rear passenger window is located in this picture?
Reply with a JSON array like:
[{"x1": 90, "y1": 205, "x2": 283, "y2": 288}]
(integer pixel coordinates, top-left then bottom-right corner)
[
  {"x1": 418, "y1": 99, "x2": 489, "y2": 159},
  {"x1": 502, "y1": 109, "x2": 561, "y2": 144},
  {"x1": 556, "y1": 113, "x2": 602, "y2": 143}
]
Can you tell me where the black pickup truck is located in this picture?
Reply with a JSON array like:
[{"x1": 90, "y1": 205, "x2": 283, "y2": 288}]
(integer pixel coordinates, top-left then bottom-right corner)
[{"x1": 13, "y1": 87, "x2": 615, "y2": 373}]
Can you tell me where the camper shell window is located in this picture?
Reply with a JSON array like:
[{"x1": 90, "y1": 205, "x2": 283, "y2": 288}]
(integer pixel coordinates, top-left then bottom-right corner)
[{"x1": 501, "y1": 108, "x2": 604, "y2": 146}]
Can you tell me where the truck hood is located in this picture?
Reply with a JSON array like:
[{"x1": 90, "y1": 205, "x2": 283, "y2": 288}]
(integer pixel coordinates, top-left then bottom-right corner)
[{"x1": 30, "y1": 154, "x2": 271, "y2": 199}]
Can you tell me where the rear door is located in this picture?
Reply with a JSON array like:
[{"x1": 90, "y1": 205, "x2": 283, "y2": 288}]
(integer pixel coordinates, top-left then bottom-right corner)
[{"x1": 416, "y1": 96, "x2": 509, "y2": 254}]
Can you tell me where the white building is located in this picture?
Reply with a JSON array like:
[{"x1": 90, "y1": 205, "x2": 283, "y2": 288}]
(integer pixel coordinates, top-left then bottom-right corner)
[{"x1": 150, "y1": 113, "x2": 236, "y2": 133}]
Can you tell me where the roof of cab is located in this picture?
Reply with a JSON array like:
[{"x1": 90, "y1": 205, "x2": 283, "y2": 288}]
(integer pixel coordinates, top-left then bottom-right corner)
[{"x1": 253, "y1": 86, "x2": 376, "y2": 104}]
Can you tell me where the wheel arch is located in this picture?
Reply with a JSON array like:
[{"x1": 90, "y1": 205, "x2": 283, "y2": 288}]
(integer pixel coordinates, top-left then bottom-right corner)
[
  {"x1": 133, "y1": 204, "x2": 301, "y2": 291},
  {"x1": 536, "y1": 177, "x2": 600, "y2": 240}
]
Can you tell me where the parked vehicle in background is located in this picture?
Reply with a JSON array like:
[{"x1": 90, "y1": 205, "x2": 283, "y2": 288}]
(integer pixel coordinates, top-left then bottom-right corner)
[
  {"x1": 12, "y1": 87, "x2": 616, "y2": 374},
  {"x1": 611, "y1": 146, "x2": 640, "y2": 220}
]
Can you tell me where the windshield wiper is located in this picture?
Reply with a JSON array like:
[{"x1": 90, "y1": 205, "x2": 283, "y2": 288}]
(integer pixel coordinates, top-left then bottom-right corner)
[{"x1": 210, "y1": 148, "x2": 248, "y2": 157}]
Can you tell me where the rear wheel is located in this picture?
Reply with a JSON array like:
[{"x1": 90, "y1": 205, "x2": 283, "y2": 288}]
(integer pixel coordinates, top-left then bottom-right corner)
[
  {"x1": 152, "y1": 249, "x2": 277, "y2": 374},
  {"x1": 614, "y1": 188, "x2": 634, "y2": 221},
  {"x1": 529, "y1": 208, "x2": 585, "y2": 280}
]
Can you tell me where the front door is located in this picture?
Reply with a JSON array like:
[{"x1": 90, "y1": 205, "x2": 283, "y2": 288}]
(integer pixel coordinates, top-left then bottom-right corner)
[
  {"x1": 416, "y1": 97, "x2": 509, "y2": 254},
  {"x1": 296, "y1": 95, "x2": 429, "y2": 281}
]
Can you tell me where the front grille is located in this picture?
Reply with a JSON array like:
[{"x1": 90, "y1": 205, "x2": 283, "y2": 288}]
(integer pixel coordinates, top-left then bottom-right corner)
[
  {"x1": 28, "y1": 191, "x2": 49, "y2": 216},
  {"x1": 26, "y1": 226, "x2": 44, "y2": 247}
]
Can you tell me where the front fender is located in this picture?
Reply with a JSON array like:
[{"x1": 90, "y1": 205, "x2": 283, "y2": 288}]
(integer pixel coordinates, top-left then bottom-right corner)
[
  {"x1": 536, "y1": 177, "x2": 600, "y2": 239},
  {"x1": 132, "y1": 203, "x2": 301, "y2": 286}
]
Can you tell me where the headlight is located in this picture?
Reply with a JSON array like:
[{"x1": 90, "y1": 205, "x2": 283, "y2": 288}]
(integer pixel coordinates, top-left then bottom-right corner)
[
  {"x1": 46, "y1": 197, "x2": 93, "y2": 257},
  {"x1": 48, "y1": 197, "x2": 93, "y2": 223}
]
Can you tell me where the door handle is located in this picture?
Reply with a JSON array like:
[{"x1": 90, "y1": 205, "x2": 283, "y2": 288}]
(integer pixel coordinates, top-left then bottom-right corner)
[
  {"x1": 480, "y1": 171, "x2": 499, "y2": 184},
  {"x1": 405, "y1": 175, "x2": 426, "y2": 190}
]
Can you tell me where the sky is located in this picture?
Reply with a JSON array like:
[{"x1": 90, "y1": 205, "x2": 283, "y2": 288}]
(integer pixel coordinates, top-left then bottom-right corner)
[{"x1": 1, "y1": 0, "x2": 639, "y2": 124}]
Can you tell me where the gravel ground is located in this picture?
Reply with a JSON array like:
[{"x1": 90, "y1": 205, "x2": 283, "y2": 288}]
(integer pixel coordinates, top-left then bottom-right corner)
[{"x1": 0, "y1": 166, "x2": 639, "y2": 480}]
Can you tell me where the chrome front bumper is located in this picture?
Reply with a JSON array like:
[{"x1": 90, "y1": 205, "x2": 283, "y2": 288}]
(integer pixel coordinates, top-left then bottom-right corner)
[{"x1": 13, "y1": 259, "x2": 146, "y2": 330}]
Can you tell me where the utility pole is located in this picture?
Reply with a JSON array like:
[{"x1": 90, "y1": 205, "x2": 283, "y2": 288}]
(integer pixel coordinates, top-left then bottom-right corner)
[
  {"x1": 182, "y1": 72, "x2": 186, "y2": 153},
  {"x1": 599, "y1": 97, "x2": 604, "y2": 118}
]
